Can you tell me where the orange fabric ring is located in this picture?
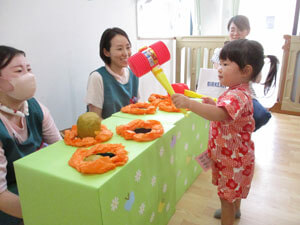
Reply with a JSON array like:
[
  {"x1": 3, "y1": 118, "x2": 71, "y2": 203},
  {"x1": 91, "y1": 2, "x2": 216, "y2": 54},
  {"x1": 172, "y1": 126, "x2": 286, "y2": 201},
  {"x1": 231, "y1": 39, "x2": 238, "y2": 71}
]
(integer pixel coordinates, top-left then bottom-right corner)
[
  {"x1": 158, "y1": 99, "x2": 181, "y2": 112},
  {"x1": 121, "y1": 102, "x2": 157, "y2": 115},
  {"x1": 64, "y1": 124, "x2": 113, "y2": 147},
  {"x1": 148, "y1": 94, "x2": 169, "y2": 106},
  {"x1": 68, "y1": 143, "x2": 128, "y2": 174},
  {"x1": 116, "y1": 119, "x2": 164, "y2": 142}
]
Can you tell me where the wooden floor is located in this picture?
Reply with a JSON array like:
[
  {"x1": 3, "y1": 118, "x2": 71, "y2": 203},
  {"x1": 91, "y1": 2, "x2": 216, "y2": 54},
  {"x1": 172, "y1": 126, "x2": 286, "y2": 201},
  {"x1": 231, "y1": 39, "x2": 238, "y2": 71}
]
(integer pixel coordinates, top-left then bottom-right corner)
[{"x1": 168, "y1": 113, "x2": 300, "y2": 225}]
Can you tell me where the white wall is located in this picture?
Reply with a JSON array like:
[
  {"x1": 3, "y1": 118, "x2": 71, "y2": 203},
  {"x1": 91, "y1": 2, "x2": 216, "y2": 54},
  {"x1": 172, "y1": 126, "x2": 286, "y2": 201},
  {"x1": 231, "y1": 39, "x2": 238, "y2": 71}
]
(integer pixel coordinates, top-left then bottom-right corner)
[
  {"x1": 199, "y1": 0, "x2": 234, "y2": 35},
  {"x1": 0, "y1": 0, "x2": 137, "y2": 130}
]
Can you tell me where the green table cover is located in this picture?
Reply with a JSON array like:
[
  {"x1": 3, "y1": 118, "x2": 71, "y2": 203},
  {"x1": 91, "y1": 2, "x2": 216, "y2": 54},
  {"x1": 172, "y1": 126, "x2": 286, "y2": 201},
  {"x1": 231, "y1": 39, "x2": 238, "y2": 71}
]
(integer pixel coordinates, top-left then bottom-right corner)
[
  {"x1": 113, "y1": 110, "x2": 209, "y2": 202},
  {"x1": 14, "y1": 110, "x2": 209, "y2": 225}
]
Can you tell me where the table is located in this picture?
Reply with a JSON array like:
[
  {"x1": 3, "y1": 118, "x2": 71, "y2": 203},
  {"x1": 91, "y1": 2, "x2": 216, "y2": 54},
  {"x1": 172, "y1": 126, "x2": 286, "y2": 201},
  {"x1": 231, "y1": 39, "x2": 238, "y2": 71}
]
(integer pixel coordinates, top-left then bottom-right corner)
[{"x1": 14, "y1": 110, "x2": 209, "y2": 225}]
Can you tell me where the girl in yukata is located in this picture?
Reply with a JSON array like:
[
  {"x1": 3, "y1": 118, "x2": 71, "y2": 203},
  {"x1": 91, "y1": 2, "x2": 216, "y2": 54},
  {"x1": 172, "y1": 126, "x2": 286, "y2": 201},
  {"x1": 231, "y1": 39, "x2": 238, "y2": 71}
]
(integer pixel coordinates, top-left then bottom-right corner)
[
  {"x1": 171, "y1": 39, "x2": 278, "y2": 225},
  {"x1": 212, "y1": 15, "x2": 277, "y2": 131},
  {"x1": 0, "y1": 46, "x2": 61, "y2": 225}
]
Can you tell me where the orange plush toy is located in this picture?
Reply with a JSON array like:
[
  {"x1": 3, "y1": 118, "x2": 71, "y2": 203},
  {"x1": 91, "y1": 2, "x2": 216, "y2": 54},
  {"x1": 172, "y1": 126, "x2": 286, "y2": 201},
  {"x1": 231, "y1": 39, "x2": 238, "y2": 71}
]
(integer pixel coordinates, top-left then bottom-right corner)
[
  {"x1": 116, "y1": 119, "x2": 164, "y2": 142},
  {"x1": 148, "y1": 93, "x2": 182, "y2": 112},
  {"x1": 148, "y1": 94, "x2": 169, "y2": 106},
  {"x1": 64, "y1": 112, "x2": 113, "y2": 147},
  {"x1": 64, "y1": 125, "x2": 113, "y2": 147},
  {"x1": 121, "y1": 102, "x2": 157, "y2": 115},
  {"x1": 69, "y1": 143, "x2": 128, "y2": 174},
  {"x1": 157, "y1": 99, "x2": 181, "y2": 112}
]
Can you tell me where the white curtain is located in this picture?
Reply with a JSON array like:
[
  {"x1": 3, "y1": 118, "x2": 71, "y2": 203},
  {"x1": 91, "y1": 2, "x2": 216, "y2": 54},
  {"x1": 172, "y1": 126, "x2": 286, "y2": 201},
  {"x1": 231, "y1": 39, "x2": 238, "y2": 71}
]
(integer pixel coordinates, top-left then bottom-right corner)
[
  {"x1": 193, "y1": 0, "x2": 202, "y2": 35},
  {"x1": 232, "y1": 0, "x2": 240, "y2": 16}
]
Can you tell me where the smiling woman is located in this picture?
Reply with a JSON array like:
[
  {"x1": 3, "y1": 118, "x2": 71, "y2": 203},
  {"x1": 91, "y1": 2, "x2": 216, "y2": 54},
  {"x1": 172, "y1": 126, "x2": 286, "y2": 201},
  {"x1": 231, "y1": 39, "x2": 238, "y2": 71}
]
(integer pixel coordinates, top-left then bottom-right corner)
[
  {"x1": 0, "y1": 46, "x2": 61, "y2": 224},
  {"x1": 85, "y1": 27, "x2": 139, "y2": 119}
]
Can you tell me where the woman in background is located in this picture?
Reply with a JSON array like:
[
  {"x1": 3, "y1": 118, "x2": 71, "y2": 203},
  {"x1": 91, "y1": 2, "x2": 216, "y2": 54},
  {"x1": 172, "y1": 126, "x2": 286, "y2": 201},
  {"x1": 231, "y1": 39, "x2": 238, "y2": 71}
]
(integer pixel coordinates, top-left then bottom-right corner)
[
  {"x1": 86, "y1": 27, "x2": 139, "y2": 119},
  {"x1": 0, "y1": 45, "x2": 61, "y2": 225},
  {"x1": 211, "y1": 15, "x2": 250, "y2": 68}
]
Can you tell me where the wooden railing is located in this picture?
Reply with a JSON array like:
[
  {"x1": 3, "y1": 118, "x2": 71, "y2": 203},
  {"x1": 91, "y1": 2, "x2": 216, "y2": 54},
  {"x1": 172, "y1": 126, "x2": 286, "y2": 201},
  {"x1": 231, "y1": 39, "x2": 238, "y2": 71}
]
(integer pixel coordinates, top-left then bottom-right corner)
[
  {"x1": 175, "y1": 36, "x2": 228, "y2": 91},
  {"x1": 175, "y1": 35, "x2": 300, "y2": 115},
  {"x1": 270, "y1": 35, "x2": 300, "y2": 116}
]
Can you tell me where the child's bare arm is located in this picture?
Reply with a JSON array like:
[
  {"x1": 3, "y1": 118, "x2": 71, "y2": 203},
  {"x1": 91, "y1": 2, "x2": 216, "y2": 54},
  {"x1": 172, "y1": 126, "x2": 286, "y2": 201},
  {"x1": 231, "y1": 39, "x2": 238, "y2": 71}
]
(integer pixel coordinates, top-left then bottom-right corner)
[
  {"x1": 201, "y1": 97, "x2": 216, "y2": 105},
  {"x1": 189, "y1": 100, "x2": 229, "y2": 121},
  {"x1": 0, "y1": 189, "x2": 22, "y2": 218},
  {"x1": 172, "y1": 94, "x2": 229, "y2": 121}
]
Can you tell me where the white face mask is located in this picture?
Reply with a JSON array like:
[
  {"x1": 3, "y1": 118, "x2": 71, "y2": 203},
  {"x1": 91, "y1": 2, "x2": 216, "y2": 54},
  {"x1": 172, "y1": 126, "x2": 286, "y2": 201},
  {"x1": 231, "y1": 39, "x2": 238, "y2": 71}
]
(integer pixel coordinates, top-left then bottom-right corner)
[{"x1": 6, "y1": 73, "x2": 36, "y2": 101}]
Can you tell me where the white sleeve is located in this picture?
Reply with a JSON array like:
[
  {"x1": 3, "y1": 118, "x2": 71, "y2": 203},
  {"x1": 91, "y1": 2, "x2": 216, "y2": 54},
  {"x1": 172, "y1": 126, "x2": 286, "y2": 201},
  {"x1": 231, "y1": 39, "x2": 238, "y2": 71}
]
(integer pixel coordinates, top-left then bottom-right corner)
[
  {"x1": 0, "y1": 144, "x2": 7, "y2": 193},
  {"x1": 85, "y1": 71, "x2": 104, "y2": 109}
]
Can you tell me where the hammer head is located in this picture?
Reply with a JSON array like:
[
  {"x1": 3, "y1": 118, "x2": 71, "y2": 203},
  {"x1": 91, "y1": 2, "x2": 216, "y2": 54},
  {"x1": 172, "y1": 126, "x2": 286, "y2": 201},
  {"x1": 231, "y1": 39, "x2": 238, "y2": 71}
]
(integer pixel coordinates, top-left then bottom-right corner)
[
  {"x1": 128, "y1": 41, "x2": 170, "y2": 77},
  {"x1": 172, "y1": 83, "x2": 189, "y2": 94}
]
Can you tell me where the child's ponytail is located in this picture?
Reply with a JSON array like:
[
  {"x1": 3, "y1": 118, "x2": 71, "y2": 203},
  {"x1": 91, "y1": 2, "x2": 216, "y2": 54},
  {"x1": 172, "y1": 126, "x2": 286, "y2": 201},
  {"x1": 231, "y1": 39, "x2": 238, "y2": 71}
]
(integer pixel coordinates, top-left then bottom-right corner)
[{"x1": 263, "y1": 55, "x2": 279, "y2": 95}]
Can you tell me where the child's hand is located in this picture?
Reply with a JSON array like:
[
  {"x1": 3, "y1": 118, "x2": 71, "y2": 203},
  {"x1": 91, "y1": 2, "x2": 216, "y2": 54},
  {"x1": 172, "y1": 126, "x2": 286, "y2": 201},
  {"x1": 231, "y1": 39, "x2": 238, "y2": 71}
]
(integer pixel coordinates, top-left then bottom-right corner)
[
  {"x1": 171, "y1": 94, "x2": 190, "y2": 109},
  {"x1": 202, "y1": 97, "x2": 216, "y2": 106}
]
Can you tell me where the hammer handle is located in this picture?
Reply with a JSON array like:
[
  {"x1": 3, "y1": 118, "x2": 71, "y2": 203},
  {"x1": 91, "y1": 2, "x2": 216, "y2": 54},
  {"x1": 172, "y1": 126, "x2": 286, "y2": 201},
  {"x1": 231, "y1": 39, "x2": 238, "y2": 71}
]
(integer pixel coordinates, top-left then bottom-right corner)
[{"x1": 151, "y1": 67, "x2": 187, "y2": 115}]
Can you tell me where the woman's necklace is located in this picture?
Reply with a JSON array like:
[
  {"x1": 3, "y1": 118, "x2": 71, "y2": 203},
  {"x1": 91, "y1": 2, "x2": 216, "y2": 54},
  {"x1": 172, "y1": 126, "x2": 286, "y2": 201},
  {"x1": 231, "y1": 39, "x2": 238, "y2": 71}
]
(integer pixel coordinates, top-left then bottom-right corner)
[{"x1": 0, "y1": 101, "x2": 29, "y2": 117}]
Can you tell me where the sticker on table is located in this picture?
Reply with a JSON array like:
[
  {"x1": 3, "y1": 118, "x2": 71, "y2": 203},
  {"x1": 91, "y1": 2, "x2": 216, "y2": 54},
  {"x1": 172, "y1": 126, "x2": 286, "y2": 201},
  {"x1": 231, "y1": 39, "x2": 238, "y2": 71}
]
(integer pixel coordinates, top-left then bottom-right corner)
[
  {"x1": 150, "y1": 212, "x2": 155, "y2": 222},
  {"x1": 177, "y1": 170, "x2": 181, "y2": 177},
  {"x1": 184, "y1": 178, "x2": 188, "y2": 186},
  {"x1": 151, "y1": 176, "x2": 157, "y2": 187},
  {"x1": 162, "y1": 183, "x2": 167, "y2": 193},
  {"x1": 158, "y1": 199, "x2": 165, "y2": 213},
  {"x1": 196, "y1": 150, "x2": 211, "y2": 171},
  {"x1": 170, "y1": 135, "x2": 176, "y2": 148},
  {"x1": 159, "y1": 146, "x2": 165, "y2": 157},
  {"x1": 170, "y1": 154, "x2": 174, "y2": 165},
  {"x1": 194, "y1": 165, "x2": 198, "y2": 173},
  {"x1": 177, "y1": 131, "x2": 181, "y2": 139},
  {"x1": 166, "y1": 202, "x2": 170, "y2": 212},
  {"x1": 135, "y1": 169, "x2": 142, "y2": 182},
  {"x1": 192, "y1": 123, "x2": 195, "y2": 131},
  {"x1": 184, "y1": 143, "x2": 189, "y2": 151},
  {"x1": 139, "y1": 202, "x2": 146, "y2": 215},
  {"x1": 111, "y1": 197, "x2": 119, "y2": 211},
  {"x1": 124, "y1": 192, "x2": 135, "y2": 211}
]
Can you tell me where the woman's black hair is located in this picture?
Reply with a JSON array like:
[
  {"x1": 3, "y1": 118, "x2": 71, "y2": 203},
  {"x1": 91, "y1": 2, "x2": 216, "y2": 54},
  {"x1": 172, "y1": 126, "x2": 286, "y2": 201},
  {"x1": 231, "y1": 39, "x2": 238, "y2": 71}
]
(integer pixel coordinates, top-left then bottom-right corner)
[
  {"x1": 227, "y1": 15, "x2": 250, "y2": 32},
  {"x1": 0, "y1": 46, "x2": 25, "y2": 72},
  {"x1": 99, "y1": 27, "x2": 131, "y2": 65},
  {"x1": 220, "y1": 39, "x2": 278, "y2": 95}
]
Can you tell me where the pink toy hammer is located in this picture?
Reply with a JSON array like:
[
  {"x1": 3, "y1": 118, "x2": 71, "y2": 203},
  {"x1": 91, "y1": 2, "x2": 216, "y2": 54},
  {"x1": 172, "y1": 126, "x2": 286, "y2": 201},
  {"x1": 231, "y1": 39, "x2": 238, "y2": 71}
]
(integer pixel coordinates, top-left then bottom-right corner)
[{"x1": 128, "y1": 41, "x2": 187, "y2": 114}]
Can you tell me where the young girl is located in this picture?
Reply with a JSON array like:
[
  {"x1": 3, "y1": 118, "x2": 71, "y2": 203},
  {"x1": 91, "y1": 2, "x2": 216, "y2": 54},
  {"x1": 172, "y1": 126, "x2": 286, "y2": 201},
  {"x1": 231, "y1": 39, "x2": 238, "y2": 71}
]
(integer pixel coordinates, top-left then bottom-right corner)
[
  {"x1": 172, "y1": 39, "x2": 278, "y2": 225},
  {"x1": 0, "y1": 46, "x2": 61, "y2": 225},
  {"x1": 211, "y1": 15, "x2": 278, "y2": 132}
]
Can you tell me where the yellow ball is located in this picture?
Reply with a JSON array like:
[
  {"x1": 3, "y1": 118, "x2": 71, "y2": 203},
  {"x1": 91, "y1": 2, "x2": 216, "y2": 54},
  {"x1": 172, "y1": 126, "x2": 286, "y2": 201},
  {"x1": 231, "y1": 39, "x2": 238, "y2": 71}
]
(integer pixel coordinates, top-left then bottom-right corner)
[{"x1": 77, "y1": 112, "x2": 101, "y2": 138}]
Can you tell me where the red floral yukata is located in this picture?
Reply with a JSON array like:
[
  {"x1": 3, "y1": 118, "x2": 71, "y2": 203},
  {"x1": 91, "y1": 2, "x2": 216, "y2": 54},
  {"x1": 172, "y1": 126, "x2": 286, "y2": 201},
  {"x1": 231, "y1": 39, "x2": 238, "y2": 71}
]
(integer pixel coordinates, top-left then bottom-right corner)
[{"x1": 207, "y1": 83, "x2": 255, "y2": 203}]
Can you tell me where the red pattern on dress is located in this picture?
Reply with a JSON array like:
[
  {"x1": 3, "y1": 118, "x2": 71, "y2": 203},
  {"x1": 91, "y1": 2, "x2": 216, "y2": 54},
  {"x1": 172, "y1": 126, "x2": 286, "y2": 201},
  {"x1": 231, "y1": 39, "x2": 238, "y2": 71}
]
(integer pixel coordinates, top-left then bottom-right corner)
[{"x1": 207, "y1": 83, "x2": 255, "y2": 203}]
